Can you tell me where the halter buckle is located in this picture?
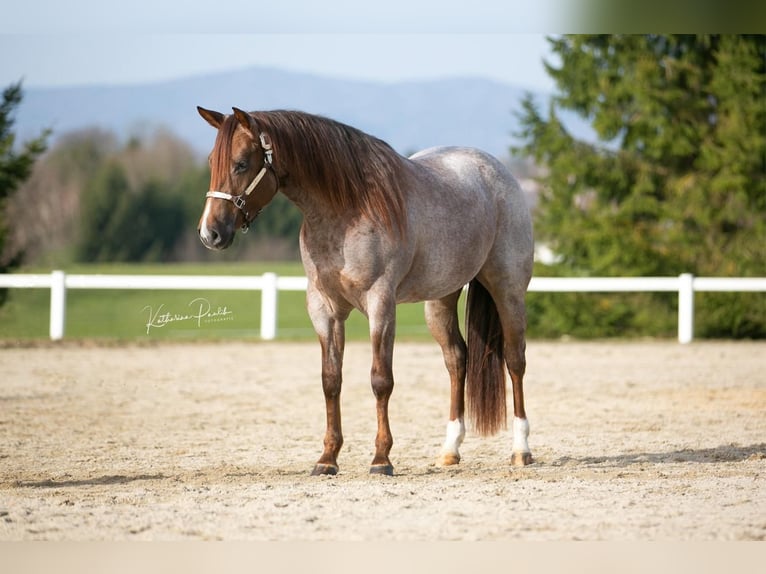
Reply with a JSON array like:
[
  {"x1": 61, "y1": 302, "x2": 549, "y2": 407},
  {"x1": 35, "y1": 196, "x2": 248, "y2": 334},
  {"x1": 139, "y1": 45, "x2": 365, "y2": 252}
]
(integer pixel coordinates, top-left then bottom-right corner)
[{"x1": 259, "y1": 133, "x2": 273, "y2": 166}]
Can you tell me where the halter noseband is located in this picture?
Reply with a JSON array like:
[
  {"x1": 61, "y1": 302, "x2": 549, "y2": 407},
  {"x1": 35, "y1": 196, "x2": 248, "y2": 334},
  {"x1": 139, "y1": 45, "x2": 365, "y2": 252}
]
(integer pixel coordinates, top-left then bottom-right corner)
[{"x1": 205, "y1": 133, "x2": 277, "y2": 232}]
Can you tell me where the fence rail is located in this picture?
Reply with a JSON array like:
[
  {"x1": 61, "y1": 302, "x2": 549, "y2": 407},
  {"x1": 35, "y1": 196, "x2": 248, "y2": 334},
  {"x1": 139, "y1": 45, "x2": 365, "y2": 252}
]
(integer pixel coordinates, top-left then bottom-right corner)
[{"x1": 1, "y1": 271, "x2": 765, "y2": 343}]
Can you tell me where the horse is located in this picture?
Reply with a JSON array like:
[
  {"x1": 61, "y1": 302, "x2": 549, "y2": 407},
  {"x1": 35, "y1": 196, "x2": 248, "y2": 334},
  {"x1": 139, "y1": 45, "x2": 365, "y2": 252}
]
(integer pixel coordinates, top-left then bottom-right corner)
[{"x1": 196, "y1": 106, "x2": 534, "y2": 476}]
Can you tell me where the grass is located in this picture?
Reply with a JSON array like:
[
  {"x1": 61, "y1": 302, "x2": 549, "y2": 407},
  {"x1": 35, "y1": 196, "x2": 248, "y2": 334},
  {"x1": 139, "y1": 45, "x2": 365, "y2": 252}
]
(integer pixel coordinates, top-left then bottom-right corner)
[{"x1": 0, "y1": 262, "x2": 447, "y2": 342}]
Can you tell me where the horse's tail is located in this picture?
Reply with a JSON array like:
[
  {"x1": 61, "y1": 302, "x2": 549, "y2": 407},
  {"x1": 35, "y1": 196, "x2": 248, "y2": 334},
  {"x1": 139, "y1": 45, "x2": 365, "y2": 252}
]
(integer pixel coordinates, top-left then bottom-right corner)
[{"x1": 465, "y1": 279, "x2": 506, "y2": 436}]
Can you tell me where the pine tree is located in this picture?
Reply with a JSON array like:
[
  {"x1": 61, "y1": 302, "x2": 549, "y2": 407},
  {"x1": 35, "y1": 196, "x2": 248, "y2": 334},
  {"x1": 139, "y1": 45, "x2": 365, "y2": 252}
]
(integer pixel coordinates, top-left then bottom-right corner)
[
  {"x1": 516, "y1": 35, "x2": 766, "y2": 338},
  {"x1": 0, "y1": 82, "x2": 49, "y2": 302}
]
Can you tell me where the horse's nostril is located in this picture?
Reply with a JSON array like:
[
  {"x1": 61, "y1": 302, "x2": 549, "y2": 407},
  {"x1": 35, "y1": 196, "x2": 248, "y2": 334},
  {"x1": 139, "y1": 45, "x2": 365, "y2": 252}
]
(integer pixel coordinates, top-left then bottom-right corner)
[{"x1": 199, "y1": 223, "x2": 224, "y2": 250}]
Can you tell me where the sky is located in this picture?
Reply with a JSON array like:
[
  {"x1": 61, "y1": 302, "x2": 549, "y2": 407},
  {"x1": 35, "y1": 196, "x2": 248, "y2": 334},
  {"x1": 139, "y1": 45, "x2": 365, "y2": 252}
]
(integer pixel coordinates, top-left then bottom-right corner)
[{"x1": 0, "y1": 1, "x2": 560, "y2": 92}]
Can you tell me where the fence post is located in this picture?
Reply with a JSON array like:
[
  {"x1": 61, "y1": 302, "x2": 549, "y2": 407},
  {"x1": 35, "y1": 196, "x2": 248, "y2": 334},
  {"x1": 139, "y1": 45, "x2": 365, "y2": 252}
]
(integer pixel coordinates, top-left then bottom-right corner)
[
  {"x1": 678, "y1": 273, "x2": 694, "y2": 344},
  {"x1": 260, "y1": 272, "x2": 278, "y2": 340},
  {"x1": 49, "y1": 270, "x2": 67, "y2": 341}
]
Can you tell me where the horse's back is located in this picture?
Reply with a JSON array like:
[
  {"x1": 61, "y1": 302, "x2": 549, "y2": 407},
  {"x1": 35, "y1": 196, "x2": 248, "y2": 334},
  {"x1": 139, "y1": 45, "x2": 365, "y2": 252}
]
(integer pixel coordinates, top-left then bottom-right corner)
[
  {"x1": 408, "y1": 146, "x2": 532, "y2": 254},
  {"x1": 393, "y1": 147, "x2": 532, "y2": 301},
  {"x1": 409, "y1": 146, "x2": 529, "y2": 218}
]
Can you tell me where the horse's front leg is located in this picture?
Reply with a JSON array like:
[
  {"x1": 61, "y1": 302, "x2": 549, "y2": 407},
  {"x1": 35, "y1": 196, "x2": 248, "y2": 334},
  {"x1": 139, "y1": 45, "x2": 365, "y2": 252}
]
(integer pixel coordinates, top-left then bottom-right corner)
[
  {"x1": 307, "y1": 290, "x2": 347, "y2": 476},
  {"x1": 368, "y1": 293, "x2": 396, "y2": 476}
]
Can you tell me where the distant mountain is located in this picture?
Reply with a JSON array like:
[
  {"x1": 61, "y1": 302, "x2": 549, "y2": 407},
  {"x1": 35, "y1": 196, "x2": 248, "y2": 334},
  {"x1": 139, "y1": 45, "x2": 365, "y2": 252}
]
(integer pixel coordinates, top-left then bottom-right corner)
[{"x1": 15, "y1": 66, "x2": 594, "y2": 159}]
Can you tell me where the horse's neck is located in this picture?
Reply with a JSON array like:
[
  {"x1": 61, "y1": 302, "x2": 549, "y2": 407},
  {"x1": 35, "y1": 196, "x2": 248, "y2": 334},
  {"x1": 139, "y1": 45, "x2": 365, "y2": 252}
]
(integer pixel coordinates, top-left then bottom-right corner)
[
  {"x1": 282, "y1": 181, "x2": 375, "y2": 261},
  {"x1": 279, "y1": 183, "x2": 340, "y2": 230}
]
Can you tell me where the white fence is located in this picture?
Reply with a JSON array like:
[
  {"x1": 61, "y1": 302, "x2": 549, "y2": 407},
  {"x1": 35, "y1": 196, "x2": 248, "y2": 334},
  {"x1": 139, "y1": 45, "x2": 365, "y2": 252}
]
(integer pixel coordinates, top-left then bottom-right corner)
[{"x1": 1, "y1": 271, "x2": 765, "y2": 343}]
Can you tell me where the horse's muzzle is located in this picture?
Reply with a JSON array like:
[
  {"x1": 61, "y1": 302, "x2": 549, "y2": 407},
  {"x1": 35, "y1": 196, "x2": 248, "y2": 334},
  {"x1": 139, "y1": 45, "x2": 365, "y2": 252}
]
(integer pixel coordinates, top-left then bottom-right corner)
[{"x1": 198, "y1": 220, "x2": 235, "y2": 250}]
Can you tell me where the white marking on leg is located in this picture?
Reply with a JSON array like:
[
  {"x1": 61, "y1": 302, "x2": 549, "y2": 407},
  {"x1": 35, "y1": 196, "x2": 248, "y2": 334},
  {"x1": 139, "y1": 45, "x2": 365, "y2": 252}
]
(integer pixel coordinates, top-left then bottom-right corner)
[
  {"x1": 512, "y1": 416, "x2": 530, "y2": 455},
  {"x1": 440, "y1": 417, "x2": 465, "y2": 462}
]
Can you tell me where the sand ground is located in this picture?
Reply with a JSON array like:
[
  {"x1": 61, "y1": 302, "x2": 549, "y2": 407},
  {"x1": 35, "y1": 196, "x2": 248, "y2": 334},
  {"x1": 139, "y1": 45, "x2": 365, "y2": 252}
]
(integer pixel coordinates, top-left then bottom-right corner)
[{"x1": 1, "y1": 340, "x2": 764, "y2": 540}]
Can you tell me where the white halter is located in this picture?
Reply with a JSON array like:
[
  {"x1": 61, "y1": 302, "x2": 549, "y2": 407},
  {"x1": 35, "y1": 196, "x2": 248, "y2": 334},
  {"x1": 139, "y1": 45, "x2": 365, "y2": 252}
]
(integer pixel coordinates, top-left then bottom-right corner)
[{"x1": 205, "y1": 133, "x2": 275, "y2": 231}]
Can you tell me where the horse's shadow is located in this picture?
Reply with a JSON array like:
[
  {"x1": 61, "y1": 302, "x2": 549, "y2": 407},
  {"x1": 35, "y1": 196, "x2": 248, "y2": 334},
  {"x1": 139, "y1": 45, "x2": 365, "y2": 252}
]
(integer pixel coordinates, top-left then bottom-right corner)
[
  {"x1": 552, "y1": 442, "x2": 766, "y2": 468},
  {"x1": 13, "y1": 468, "x2": 308, "y2": 489},
  {"x1": 15, "y1": 473, "x2": 166, "y2": 489},
  {"x1": 13, "y1": 444, "x2": 765, "y2": 487}
]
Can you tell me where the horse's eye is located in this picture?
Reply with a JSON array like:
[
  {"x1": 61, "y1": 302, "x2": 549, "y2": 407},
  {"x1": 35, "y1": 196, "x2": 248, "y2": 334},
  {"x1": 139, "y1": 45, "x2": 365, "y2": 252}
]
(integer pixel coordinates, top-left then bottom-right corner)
[{"x1": 234, "y1": 160, "x2": 248, "y2": 173}]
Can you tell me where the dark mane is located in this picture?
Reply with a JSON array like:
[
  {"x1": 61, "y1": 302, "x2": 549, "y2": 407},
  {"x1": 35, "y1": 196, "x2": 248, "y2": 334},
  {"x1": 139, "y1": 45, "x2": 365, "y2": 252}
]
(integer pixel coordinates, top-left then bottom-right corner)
[{"x1": 220, "y1": 111, "x2": 409, "y2": 236}]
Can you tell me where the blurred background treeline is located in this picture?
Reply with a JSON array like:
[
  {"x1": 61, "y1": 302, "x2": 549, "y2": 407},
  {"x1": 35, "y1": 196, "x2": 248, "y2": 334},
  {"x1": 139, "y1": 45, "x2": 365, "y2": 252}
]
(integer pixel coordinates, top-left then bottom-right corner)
[
  {"x1": 2, "y1": 126, "x2": 304, "y2": 266},
  {"x1": 1, "y1": 34, "x2": 764, "y2": 339}
]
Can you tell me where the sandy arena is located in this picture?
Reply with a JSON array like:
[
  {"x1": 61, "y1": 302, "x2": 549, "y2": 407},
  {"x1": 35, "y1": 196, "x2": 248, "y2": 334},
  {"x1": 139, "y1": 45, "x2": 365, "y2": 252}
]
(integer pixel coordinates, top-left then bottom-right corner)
[{"x1": 1, "y1": 341, "x2": 764, "y2": 540}]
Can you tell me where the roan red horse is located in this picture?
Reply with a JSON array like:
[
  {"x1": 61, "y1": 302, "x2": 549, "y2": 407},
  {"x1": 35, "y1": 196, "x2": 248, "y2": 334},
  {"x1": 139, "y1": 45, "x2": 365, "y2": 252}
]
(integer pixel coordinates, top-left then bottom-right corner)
[{"x1": 197, "y1": 107, "x2": 534, "y2": 475}]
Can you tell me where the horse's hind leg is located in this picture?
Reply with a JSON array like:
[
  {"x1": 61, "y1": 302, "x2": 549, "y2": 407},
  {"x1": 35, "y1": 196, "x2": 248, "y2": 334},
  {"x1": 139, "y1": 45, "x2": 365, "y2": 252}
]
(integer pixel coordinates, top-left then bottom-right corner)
[
  {"x1": 478, "y1": 267, "x2": 533, "y2": 467},
  {"x1": 493, "y1": 287, "x2": 533, "y2": 466},
  {"x1": 425, "y1": 290, "x2": 467, "y2": 465},
  {"x1": 506, "y1": 319, "x2": 532, "y2": 466}
]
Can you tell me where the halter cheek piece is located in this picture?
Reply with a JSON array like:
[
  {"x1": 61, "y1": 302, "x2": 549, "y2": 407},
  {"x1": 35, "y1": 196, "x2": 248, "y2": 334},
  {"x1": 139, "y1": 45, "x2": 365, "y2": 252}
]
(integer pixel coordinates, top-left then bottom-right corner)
[{"x1": 205, "y1": 133, "x2": 277, "y2": 232}]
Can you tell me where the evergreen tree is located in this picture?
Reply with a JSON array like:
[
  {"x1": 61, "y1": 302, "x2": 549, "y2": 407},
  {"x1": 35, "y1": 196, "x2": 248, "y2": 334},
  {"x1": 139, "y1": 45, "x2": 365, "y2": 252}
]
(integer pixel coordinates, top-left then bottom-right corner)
[
  {"x1": 0, "y1": 82, "x2": 49, "y2": 273},
  {"x1": 77, "y1": 162, "x2": 187, "y2": 263},
  {"x1": 0, "y1": 82, "x2": 49, "y2": 307},
  {"x1": 517, "y1": 35, "x2": 766, "y2": 338},
  {"x1": 77, "y1": 161, "x2": 130, "y2": 262}
]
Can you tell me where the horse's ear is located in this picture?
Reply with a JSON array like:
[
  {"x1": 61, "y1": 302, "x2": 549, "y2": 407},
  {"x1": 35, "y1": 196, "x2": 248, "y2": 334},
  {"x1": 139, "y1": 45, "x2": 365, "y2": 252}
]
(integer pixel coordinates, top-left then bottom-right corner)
[
  {"x1": 232, "y1": 107, "x2": 259, "y2": 140},
  {"x1": 197, "y1": 106, "x2": 224, "y2": 129}
]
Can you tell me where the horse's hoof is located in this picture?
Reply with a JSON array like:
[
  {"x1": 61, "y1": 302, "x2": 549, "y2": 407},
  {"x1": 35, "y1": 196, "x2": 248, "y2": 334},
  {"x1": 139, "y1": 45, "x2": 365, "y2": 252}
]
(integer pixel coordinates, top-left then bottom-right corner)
[
  {"x1": 511, "y1": 451, "x2": 533, "y2": 467},
  {"x1": 369, "y1": 464, "x2": 394, "y2": 476},
  {"x1": 311, "y1": 463, "x2": 338, "y2": 476},
  {"x1": 439, "y1": 452, "x2": 461, "y2": 466}
]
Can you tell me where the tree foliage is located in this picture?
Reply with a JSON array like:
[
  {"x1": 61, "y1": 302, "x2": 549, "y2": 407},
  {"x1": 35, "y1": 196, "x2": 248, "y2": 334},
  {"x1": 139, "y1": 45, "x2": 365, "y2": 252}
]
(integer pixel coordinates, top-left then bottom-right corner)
[
  {"x1": 1, "y1": 83, "x2": 49, "y2": 269},
  {"x1": 0, "y1": 82, "x2": 49, "y2": 307},
  {"x1": 516, "y1": 35, "x2": 766, "y2": 338},
  {"x1": 75, "y1": 133, "x2": 201, "y2": 263},
  {"x1": 10, "y1": 124, "x2": 303, "y2": 265},
  {"x1": 73, "y1": 130, "x2": 303, "y2": 263},
  {"x1": 6, "y1": 129, "x2": 117, "y2": 265}
]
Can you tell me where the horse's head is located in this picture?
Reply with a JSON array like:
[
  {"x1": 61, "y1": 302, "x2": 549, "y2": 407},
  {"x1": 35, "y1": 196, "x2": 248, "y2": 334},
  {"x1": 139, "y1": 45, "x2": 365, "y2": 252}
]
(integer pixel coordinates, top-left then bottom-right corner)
[{"x1": 197, "y1": 106, "x2": 279, "y2": 250}]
